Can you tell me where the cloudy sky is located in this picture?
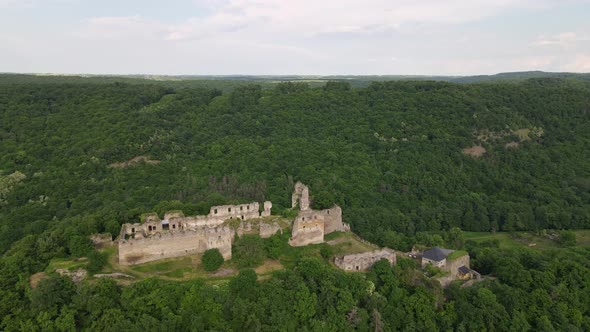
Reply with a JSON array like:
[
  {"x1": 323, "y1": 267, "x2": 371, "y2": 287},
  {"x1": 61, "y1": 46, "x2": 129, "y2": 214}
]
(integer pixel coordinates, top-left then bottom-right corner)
[{"x1": 1, "y1": 0, "x2": 589, "y2": 75}]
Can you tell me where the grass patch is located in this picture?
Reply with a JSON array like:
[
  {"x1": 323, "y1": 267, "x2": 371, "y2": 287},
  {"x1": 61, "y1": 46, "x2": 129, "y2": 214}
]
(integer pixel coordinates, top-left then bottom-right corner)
[
  {"x1": 447, "y1": 250, "x2": 468, "y2": 261},
  {"x1": 45, "y1": 257, "x2": 88, "y2": 273},
  {"x1": 464, "y1": 230, "x2": 590, "y2": 250}
]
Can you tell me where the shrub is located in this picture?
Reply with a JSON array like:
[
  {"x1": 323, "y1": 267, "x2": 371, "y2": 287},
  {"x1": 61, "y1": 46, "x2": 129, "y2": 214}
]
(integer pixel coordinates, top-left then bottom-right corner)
[
  {"x1": 264, "y1": 233, "x2": 288, "y2": 259},
  {"x1": 202, "y1": 248, "x2": 224, "y2": 271},
  {"x1": 87, "y1": 251, "x2": 107, "y2": 273},
  {"x1": 320, "y1": 245, "x2": 333, "y2": 260},
  {"x1": 68, "y1": 236, "x2": 93, "y2": 257},
  {"x1": 233, "y1": 235, "x2": 265, "y2": 268}
]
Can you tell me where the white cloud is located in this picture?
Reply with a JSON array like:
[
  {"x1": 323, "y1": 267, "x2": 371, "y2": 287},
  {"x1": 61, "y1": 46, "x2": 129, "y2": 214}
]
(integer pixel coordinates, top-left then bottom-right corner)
[
  {"x1": 3, "y1": 0, "x2": 590, "y2": 74},
  {"x1": 564, "y1": 54, "x2": 590, "y2": 71},
  {"x1": 533, "y1": 32, "x2": 590, "y2": 47}
]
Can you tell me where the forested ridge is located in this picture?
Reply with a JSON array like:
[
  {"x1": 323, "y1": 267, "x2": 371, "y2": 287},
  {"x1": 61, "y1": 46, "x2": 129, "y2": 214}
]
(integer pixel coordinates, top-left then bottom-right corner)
[{"x1": 1, "y1": 77, "x2": 590, "y2": 330}]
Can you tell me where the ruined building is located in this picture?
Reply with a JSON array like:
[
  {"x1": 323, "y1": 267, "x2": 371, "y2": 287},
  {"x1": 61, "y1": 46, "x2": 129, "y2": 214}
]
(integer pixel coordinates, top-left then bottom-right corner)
[
  {"x1": 421, "y1": 247, "x2": 479, "y2": 285},
  {"x1": 334, "y1": 249, "x2": 396, "y2": 272},
  {"x1": 289, "y1": 182, "x2": 349, "y2": 246},
  {"x1": 118, "y1": 201, "x2": 274, "y2": 265},
  {"x1": 118, "y1": 181, "x2": 350, "y2": 265}
]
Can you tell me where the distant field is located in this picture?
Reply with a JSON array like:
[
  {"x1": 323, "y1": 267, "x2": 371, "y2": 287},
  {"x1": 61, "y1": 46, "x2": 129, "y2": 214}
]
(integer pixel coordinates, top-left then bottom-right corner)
[{"x1": 463, "y1": 230, "x2": 590, "y2": 250}]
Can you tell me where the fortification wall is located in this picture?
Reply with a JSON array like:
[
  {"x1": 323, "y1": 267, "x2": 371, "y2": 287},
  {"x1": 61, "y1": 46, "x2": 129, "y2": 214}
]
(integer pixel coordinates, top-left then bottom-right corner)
[
  {"x1": 289, "y1": 215, "x2": 324, "y2": 246},
  {"x1": 118, "y1": 225, "x2": 233, "y2": 265},
  {"x1": 260, "y1": 222, "x2": 281, "y2": 238},
  {"x1": 321, "y1": 205, "x2": 346, "y2": 234},
  {"x1": 209, "y1": 202, "x2": 260, "y2": 220},
  {"x1": 335, "y1": 249, "x2": 396, "y2": 272}
]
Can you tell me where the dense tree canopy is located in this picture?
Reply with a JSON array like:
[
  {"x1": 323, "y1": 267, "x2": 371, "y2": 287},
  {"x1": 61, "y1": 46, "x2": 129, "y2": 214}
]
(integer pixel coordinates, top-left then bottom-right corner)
[{"x1": 0, "y1": 76, "x2": 589, "y2": 330}]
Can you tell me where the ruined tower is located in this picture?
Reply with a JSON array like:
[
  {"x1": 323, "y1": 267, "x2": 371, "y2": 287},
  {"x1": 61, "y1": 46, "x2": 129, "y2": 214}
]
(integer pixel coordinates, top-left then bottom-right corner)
[
  {"x1": 292, "y1": 182, "x2": 310, "y2": 210},
  {"x1": 289, "y1": 182, "x2": 349, "y2": 247},
  {"x1": 262, "y1": 201, "x2": 273, "y2": 217}
]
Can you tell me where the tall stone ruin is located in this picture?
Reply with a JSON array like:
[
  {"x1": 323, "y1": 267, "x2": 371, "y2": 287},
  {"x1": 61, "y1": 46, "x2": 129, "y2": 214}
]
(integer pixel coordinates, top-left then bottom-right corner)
[{"x1": 289, "y1": 182, "x2": 349, "y2": 247}]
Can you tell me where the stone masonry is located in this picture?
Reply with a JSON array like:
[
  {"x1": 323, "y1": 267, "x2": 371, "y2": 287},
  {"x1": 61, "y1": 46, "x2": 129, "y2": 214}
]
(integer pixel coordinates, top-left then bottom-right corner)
[
  {"x1": 334, "y1": 248, "x2": 396, "y2": 272},
  {"x1": 289, "y1": 182, "x2": 349, "y2": 247},
  {"x1": 118, "y1": 201, "x2": 273, "y2": 265}
]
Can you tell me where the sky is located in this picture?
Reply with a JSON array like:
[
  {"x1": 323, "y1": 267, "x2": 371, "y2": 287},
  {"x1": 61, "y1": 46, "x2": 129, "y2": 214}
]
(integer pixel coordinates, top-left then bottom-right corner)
[{"x1": 1, "y1": 0, "x2": 590, "y2": 75}]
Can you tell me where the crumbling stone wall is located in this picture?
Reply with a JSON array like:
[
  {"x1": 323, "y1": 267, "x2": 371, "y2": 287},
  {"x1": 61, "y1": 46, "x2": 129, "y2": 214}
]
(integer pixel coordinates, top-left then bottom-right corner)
[
  {"x1": 289, "y1": 213, "x2": 324, "y2": 246},
  {"x1": 90, "y1": 233, "x2": 113, "y2": 249},
  {"x1": 209, "y1": 202, "x2": 261, "y2": 222},
  {"x1": 335, "y1": 249, "x2": 396, "y2": 272},
  {"x1": 262, "y1": 201, "x2": 272, "y2": 217},
  {"x1": 259, "y1": 222, "x2": 281, "y2": 238},
  {"x1": 118, "y1": 201, "x2": 278, "y2": 265},
  {"x1": 292, "y1": 182, "x2": 310, "y2": 210},
  {"x1": 118, "y1": 225, "x2": 233, "y2": 265},
  {"x1": 289, "y1": 182, "x2": 349, "y2": 247}
]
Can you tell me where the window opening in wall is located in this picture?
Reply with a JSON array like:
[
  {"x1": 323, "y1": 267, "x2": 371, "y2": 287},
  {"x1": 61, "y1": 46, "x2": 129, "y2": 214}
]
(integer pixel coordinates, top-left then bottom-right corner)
[
  {"x1": 302, "y1": 217, "x2": 305, "y2": 221},
  {"x1": 172, "y1": 224, "x2": 176, "y2": 229},
  {"x1": 240, "y1": 206, "x2": 243, "y2": 211},
  {"x1": 214, "y1": 209, "x2": 218, "y2": 214},
  {"x1": 241, "y1": 215, "x2": 244, "y2": 220},
  {"x1": 356, "y1": 266, "x2": 360, "y2": 270},
  {"x1": 327, "y1": 210, "x2": 330, "y2": 215},
  {"x1": 228, "y1": 208, "x2": 231, "y2": 212},
  {"x1": 162, "y1": 224, "x2": 169, "y2": 231},
  {"x1": 131, "y1": 228, "x2": 135, "y2": 233},
  {"x1": 247, "y1": 205, "x2": 250, "y2": 210}
]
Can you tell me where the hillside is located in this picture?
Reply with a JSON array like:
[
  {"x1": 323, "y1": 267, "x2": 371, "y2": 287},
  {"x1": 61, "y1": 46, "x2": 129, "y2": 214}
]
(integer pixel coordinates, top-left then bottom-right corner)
[
  {"x1": 1, "y1": 78, "x2": 589, "y2": 252},
  {"x1": 1, "y1": 77, "x2": 590, "y2": 330}
]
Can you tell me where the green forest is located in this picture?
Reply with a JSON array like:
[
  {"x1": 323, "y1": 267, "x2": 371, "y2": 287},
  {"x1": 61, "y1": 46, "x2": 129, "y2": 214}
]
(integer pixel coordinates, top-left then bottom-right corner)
[{"x1": 1, "y1": 75, "x2": 590, "y2": 330}]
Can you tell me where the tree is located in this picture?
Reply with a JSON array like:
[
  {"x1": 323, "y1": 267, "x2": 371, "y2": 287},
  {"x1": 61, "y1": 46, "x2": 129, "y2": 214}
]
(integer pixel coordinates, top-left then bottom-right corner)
[
  {"x1": 202, "y1": 248, "x2": 224, "y2": 272},
  {"x1": 30, "y1": 275, "x2": 76, "y2": 314},
  {"x1": 87, "y1": 250, "x2": 107, "y2": 273},
  {"x1": 67, "y1": 235, "x2": 93, "y2": 257},
  {"x1": 232, "y1": 235, "x2": 265, "y2": 268}
]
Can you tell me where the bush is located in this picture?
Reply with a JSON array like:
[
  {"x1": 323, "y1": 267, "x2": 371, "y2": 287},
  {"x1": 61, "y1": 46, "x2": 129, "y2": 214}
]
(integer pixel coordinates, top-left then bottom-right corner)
[
  {"x1": 87, "y1": 251, "x2": 107, "y2": 273},
  {"x1": 202, "y1": 248, "x2": 224, "y2": 271},
  {"x1": 558, "y1": 230, "x2": 576, "y2": 247},
  {"x1": 264, "y1": 233, "x2": 288, "y2": 259},
  {"x1": 233, "y1": 235, "x2": 265, "y2": 268},
  {"x1": 320, "y1": 245, "x2": 333, "y2": 260},
  {"x1": 68, "y1": 236, "x2": 93, "y2": 257}
]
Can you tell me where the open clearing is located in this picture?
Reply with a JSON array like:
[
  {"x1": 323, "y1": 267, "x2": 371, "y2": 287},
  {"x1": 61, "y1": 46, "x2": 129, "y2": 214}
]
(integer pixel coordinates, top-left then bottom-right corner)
[{"x1": 464, "y1": 230, "x2": 590, "y2": 250}]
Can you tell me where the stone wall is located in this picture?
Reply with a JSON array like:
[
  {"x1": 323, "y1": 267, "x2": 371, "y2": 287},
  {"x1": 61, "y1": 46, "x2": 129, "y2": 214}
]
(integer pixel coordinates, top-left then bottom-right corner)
[
  {"x1": 90, "y1": 233, "x2": 113, "y2": 249},
  {"x1": 289, "y1": 213, "x2": 324, "y2": 246},
  {"x1": 259, "y1": 222, "x2": 282, "y2": 238},
  {"x1": 289, "y1": 182, "x2": 349, "y2": 247},
  {"x1": 118, "y1": 200, "x2": 276, "y2": 265},
  {"x1": 334, "y1": 249, "x2": 396, "y2": 272},
  {"x1": 118, "y1": 225, "x2": 233, "y2": 265},
  {"x1": 209, "y1": 202, "x2": 261, "y2": 221},
  {"x1": 261, "y1": 201, "x2": 272, "y2": 217},
  {"x1": 292, "y1": 182, "x2": 310, "y2": 210}
]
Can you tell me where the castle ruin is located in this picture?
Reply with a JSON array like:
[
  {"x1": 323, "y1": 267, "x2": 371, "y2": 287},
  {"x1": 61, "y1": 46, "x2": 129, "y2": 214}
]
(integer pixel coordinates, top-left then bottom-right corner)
[
  {"x1": 334, "y1": 248, "x2": 397, "y2": 272},
  {"x1": 289, "y1": 182, "x2": 349, "y2": 246},
  {"x1": 118, "y1": 201, "x2": 274, "y2": 265},
  {"x1": 118, "y1": 181, "x2": 350, "y2": 266}
]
